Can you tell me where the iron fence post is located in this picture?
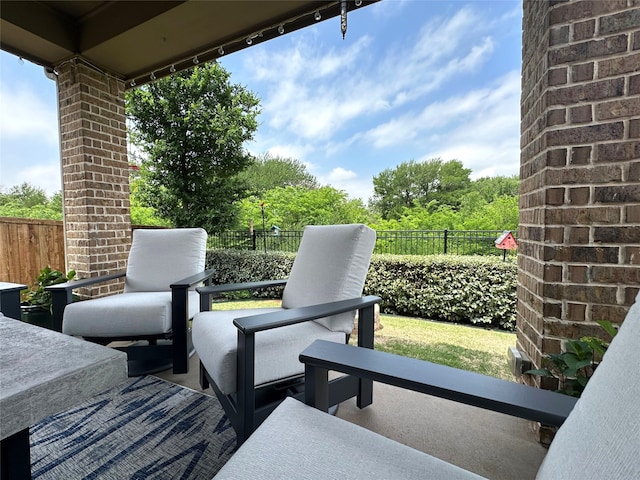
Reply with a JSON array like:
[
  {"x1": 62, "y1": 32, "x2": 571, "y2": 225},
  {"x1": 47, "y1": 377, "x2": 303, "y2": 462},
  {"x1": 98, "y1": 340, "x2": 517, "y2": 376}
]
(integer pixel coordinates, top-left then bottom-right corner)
[{"x1": 443, "y1": 229, "x2": 448, "y2": 254}]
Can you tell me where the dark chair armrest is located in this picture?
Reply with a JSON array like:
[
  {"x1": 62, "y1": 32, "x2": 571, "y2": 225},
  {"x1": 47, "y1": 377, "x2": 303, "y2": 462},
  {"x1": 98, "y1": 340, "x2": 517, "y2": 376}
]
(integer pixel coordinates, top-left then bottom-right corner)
[
  {"x1": 230, "y1": 296, "x2": 381, "y2": 436},
  {"x1": 197, "y1": 279, "x2": 288, "y2": 312},
  {"x1": 170, "y1": 269, "x2": 216, "y2": 374},
  {"x1": 45, "y1": 272, "x2": 127, "y2": 292},
  {"x1": 234, "y1": 295, "x2": 381, "y2": 334},
  {"x1": 0, "y1": 282, "x2": 27, "y2": 319},
  {"x1": 171, "y1": 269, "x2": 216, "y2": 289},
  {"x1": 300, "y1": 340, "x2": 578, "y2": 427},
  {"x1": 44, "y1": 272, "x2": 126, "y2": 331},
  {"x1": 197, "y1": 279, "x2": 288, "y2": 295}
]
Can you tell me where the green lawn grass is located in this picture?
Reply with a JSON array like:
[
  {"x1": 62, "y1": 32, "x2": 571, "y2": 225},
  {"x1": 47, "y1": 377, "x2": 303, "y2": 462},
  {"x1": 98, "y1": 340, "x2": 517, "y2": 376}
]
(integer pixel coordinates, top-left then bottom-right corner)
[{"x1": 210, "y1": 299, "x2": 515, "y2": 381}]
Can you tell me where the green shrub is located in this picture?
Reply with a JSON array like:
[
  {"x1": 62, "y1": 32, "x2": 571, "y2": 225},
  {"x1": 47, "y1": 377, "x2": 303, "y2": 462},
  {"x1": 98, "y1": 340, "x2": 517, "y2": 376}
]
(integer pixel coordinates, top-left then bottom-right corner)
[
  {"x1": 365, "y1": 255, "x2": 516, "y2": 330},
  {"x1": 206, "y1": 249, "x2": 294, "y2": 299},
  {"x1": 206, "y1": 250, "x2": 516, "y2": 330}
]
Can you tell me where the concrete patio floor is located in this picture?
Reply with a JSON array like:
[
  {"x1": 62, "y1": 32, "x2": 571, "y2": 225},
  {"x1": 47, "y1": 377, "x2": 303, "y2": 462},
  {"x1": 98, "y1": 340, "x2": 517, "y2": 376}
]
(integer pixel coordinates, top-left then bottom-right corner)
[{"x1": 156, "y1": 353, "x2": 549, "y2": 480}]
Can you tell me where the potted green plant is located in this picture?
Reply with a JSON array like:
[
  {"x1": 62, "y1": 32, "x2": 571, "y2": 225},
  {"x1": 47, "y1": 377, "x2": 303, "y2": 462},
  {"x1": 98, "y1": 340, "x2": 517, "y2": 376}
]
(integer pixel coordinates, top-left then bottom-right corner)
[
  {"x1": 21, "y1": 266, "x2": 76, "y2": 330},
  {"x1": 525, "y1": 320, "x2": 618, "y2": 398}
]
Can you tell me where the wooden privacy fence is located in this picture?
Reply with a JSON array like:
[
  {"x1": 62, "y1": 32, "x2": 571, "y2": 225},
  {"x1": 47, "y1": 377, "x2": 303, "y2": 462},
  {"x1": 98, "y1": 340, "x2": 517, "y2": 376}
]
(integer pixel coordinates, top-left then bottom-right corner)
[
  {"x1": 0, "y1": 217, "x2": 66, "y2": 287},
  {"x1": 0, "y1": 218, "x2": 162, "y2": 286}
]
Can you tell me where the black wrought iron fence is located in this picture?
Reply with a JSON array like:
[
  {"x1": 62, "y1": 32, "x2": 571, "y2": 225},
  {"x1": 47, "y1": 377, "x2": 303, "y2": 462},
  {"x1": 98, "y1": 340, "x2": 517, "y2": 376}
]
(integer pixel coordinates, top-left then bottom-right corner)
[{"x1": 207, "y1": 229, "x2": 517, "y2": 257}]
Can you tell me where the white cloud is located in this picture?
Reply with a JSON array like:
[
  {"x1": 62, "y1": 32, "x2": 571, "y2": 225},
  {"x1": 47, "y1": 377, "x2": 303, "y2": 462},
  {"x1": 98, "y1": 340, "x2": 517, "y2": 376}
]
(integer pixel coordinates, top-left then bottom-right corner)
[
  {"x1": 418, "y1": 71, "x2": 522, "y2": 176},
  {"x1": 238, "y1": 3, "x2": 499, "y2": 151},
  {"x1": 0, "y1": 156, "x2": 62, "y2": 195},
  {"x1": 262, "y1": 143, "x2": 315, "y2": 162},
  {"x1": 0, "y1": 81, "x2": 61, "y2": 195},
  {"x1": 327, "y1": 167, "x2": 357, "y2": 182},
  {"x1": 0, "y1": 87, "x2": 58, "y2": 145},
  {"x1": 363, "y1": 69, "x2": 520, "y2": 152},
  {"x1": 317, "y1": 168, "x2": 374, "y2": 202}
]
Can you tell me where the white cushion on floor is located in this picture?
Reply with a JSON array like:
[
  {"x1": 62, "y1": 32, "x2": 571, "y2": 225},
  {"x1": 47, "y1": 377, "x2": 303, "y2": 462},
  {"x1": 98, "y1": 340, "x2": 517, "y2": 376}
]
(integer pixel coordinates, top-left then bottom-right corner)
[
  {"x1": 214, "y1": 397, "x2": 485, "y2": 480},
  {"x1": 193, "y1": 309, "x2": 345, "y2": 395},
  {"x1": 63, "y1": 291, "x2": 200, "y2": 337}
]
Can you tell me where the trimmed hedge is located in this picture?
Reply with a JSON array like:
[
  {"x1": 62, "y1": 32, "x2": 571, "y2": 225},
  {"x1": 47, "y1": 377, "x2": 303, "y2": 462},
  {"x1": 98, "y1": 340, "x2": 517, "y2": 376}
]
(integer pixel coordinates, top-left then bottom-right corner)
[
  {"x1": 364, "y1": 255, "x2": 516, "y2": 331},
  {"x1": 205, "y1": 250, "x2": 517, "y2": 331},
  {"x1": 206, "y1": 249, "x2": 293, "y2": 299}
]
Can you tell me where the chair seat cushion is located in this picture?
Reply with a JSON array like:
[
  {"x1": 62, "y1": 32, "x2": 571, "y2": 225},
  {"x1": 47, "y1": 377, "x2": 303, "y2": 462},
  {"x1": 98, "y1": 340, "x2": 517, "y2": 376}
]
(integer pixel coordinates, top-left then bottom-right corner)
[
  {"x1": 192, "y1": 309, "x2": 346, "y2": 395},
  {"x1": 214, "y1": 396, "x2": 485, "y2": 480},
  {"x1": 63, "y1": 291, "x2": 200, "y2": 337}
]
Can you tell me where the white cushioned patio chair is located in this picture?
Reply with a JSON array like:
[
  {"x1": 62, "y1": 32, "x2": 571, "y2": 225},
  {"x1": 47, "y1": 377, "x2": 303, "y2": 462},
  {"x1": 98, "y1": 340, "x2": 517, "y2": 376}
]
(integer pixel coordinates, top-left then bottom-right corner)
[
  {"x1": 193, "y1": 224, "x2": 379, "y2": 444},
  {"x1": 215, "y1": 291, "x2": 640, "y2": 479},
  {"x1": 48, "y1": 228, "x2": 213, "y2": 376}
]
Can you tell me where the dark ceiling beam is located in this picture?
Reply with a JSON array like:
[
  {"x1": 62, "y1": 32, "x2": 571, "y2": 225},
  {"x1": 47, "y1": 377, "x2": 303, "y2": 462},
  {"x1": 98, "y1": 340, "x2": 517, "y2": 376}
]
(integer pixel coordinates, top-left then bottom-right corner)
[
  {"x1": 125, "y1": 0, "x2": 376, "y2": 88},
  {"x1": 79, "y1": 1, "x2": 186, "y2": 51},
  {"x1": 0, "y1": 0, "x2": 380, "y2": 87},
  {"x1": 1, "y1": 1, "x2": 76, "y2": 53}
]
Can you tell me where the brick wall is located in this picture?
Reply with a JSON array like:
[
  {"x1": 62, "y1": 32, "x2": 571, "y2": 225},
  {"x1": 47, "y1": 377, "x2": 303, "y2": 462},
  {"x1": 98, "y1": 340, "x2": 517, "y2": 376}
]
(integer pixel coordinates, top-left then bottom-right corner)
[
  {"x1": 519, "y1": 0, "x2": 639, "y2": 393},
  {"x1": 57, "y1": 59, "x2": 132, "y2": 296}
]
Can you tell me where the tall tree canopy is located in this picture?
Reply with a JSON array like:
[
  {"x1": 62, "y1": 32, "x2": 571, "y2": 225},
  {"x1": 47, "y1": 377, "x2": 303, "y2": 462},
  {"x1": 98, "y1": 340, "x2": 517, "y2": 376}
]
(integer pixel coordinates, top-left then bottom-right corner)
[
  {"x1": 236, "y1": 153, "x2": 318, "y2": 195},
  {"x1": 370, "y1": 158, "x2": 471, "y2": 219},
  {"x1": 0, "y1": 182, "x2": 48, "y2": 208},
  {"x1": 0, "y1": 183, "x2": 62, "y2": 220},
  {"x1": 472, "y1": 175, "x2": 520, "y2": 202},
  {"x1": 237, "y1": 186, "x2": 371, "y2": 231},
  {"x1": 126, "y1": 63, "x2": 260, "y2": 232}
]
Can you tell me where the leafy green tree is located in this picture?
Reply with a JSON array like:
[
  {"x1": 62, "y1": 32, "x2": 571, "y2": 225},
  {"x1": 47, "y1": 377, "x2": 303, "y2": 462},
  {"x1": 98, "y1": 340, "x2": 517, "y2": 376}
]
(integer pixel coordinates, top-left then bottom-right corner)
[
  {"x1": 369, "y1": 194, "x2": 518, "y2": 233},
  {"x1": 370, "y1": 159, "x2": 471, "y2": 219},
  {"x1": 126, "y1": 63, "x2": 260, "y2": 233},
  {"x1": 129, "y1": 171, "x2": 171, "y2": 227},
  {"x1": 237, "y1": 153, "x2": 318, "y2": 195},
  {"x1": 472, "y1": 175, "x2": 520, "y2": 203},
  {"x1": 458, "y1": 195, "x2": 518, "y2": 231},
  {"x1": 0, "y1": 183, "x2": 63, "y2": 220},
  {"x1": 237, "y1": 186, "x2": 371, "y2": 231},
  {"x1": 435, "y1": 160, "x2": 472, "y2": 207},
  {"x1": 0, "y1": 182, "x2": 48, "y2": 207},
  {"x1": 369, "y1": 203, "x2": 456, "y2": 231}
]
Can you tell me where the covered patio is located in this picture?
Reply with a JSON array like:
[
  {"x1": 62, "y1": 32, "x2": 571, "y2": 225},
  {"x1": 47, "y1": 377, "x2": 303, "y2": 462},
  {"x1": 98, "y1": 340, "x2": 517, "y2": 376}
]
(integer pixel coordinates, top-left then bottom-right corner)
[
  {"x1": 156, "y1": 351, "x2": 549, "y2": 479},
  {"x1": 1, "y1": 0, "x2": 639, "y2": 477}
]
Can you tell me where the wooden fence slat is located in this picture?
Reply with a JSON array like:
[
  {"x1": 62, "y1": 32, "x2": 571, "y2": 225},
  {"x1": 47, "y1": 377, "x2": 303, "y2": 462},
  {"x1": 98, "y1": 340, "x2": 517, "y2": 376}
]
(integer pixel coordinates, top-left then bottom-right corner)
[
  {"x1": 0, "y1": 217, "x2": 66, "y2": 287},
  {"x1": 0, "y1": 219, "x2": 151, "y2": 288}
]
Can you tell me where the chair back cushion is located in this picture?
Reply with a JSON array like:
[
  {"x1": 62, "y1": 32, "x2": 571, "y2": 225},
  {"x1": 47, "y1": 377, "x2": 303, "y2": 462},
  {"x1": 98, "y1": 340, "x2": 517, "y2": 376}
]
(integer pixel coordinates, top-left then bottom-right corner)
[
  {"x1": 536, "y1": 292, "x2": 640, "y2": 479},
  {"x1": 124, "y1": 228, "x2": 207, "y2": 292},
  {"x1": 281, "y1": 224, "x2": 376, "y2": 334}
]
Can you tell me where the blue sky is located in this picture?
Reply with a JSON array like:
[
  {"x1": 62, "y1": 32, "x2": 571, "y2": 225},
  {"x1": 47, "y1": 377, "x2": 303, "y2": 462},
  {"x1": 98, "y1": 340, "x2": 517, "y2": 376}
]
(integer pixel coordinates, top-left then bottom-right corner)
[{"x1": 0, "y1": 0, "x2": 522, "y2": 203}]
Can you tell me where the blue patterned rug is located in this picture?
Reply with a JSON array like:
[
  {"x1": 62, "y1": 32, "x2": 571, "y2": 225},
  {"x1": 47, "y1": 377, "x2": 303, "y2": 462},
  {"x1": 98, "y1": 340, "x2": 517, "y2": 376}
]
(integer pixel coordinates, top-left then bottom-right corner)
[{"x1": 30, "y1": 376, "x2": 236, "y2": 479}]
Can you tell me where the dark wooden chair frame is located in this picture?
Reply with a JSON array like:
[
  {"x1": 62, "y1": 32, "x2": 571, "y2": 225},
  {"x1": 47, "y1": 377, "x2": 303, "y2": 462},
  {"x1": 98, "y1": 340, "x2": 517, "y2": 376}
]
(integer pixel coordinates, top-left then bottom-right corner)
[
  {"x1": 46, "y1": 269, "x2": 216, "y2": 375},
  {"x1": 301, "y1": 339, "x2": 578, "y2": 427},
  {"x1": 0, "y1": 282, "x2": 26, "y2": 319},
  {"x1": 197, "y1": 280, "x2": 380, "y2": 445}
]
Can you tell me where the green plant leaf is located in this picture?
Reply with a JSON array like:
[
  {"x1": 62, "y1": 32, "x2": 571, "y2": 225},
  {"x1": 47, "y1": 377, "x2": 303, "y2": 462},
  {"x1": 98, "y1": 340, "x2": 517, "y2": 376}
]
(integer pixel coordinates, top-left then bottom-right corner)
[
  {"x1": 581, "y1": 336, "x2": 608, "y2": 356},
  {"x1": 524, "y1": 368, "x2": 552, "y2": 377},
  {"x1": 577, "y1": 375, "x2": 589, "y2": 387},
  {"x1": 565, "y1": 340, "x2": 592, "y2": 358},
  {"x1": 564, "y1": 356, "x2": 592, "y2": 371},
  {"x1": 596, "y1": 320, "x2": 618, "y2": 338}
]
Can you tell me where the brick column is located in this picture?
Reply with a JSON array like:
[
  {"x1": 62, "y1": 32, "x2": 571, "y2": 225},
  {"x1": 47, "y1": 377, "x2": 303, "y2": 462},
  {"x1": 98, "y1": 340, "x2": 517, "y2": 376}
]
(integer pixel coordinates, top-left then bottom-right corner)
[
  {"x1": 519, "y1": 0, "x2": 640, "y2": 438},
  {"x1": 57, "y1": 59, "x2": 131, "y2": 296}
]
